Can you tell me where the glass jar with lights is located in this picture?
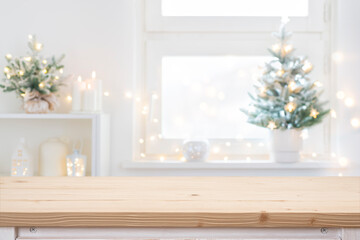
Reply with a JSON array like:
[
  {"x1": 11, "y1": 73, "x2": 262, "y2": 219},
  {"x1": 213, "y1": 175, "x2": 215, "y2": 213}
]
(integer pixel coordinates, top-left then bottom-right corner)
[{"x1": 66, "y1": 149, "x2": 86, "y2": 177}]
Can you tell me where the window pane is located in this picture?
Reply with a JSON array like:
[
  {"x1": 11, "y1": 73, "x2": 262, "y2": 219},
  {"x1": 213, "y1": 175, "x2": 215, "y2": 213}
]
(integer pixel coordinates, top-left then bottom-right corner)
[
  {"x1": 161, "y1": 56, "x2": 272, "y2": 139},
  {"x1": 162, "y1": 0, "x2": 309, "y2": 17}
]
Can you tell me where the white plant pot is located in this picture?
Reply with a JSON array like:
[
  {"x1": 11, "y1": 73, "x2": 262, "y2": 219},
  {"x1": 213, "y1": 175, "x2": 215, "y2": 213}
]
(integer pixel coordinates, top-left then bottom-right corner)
[{"x1": 269, "y1": 129, "x2": 302, "y2": 163}]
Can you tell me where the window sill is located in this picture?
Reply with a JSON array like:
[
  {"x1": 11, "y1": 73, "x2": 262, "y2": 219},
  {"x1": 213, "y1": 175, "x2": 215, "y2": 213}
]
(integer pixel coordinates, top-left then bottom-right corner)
[{"x1": 123, "y1": 160, "x2": 345, "y2": 169}]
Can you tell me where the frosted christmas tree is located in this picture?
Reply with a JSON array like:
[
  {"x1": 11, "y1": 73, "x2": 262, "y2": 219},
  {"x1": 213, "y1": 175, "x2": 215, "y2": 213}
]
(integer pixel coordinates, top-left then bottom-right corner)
[{"x1": 242, "y1": 19, "x2": 330, "y2": 130}]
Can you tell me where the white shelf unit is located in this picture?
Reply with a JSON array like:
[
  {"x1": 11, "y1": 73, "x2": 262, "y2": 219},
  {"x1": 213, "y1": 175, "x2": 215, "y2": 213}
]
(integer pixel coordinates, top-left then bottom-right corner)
[{"x1": 0, "y1": 113, "x2": 110, "y2": 176}]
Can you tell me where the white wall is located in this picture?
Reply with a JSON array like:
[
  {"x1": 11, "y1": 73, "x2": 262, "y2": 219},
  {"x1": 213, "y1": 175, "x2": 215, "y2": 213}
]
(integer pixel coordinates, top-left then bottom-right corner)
[
  {"x1": 334, "y1": 0, "x2": 360, "y2": 176},
  {"x1": 0, "y1": 0, "x2": 359, "y2": 176}
]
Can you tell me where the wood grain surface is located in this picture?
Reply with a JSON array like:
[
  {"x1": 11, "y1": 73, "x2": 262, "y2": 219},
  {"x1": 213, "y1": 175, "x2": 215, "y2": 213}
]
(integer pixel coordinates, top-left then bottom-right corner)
[{"x1": 0, "y1": 177, "x2": 359, "y2": 227}]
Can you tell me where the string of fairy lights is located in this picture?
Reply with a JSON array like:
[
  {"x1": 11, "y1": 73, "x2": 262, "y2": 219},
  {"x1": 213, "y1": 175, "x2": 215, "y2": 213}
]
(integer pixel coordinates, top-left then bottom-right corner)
[{"x1": 61, "y1": 50, "x2": 358, "y2": 175}]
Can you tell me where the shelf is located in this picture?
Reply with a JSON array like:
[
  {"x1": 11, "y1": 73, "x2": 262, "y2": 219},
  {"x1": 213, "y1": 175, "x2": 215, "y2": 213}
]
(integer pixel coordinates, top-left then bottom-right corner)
[
  {"x1": 0, "y1": 113, "x2": 99, "y2": 120},
  {"x1": 0, "y1": 113, "x2": 110, "y2": 176},
  {"x1": 123, "y1": 160, "x2": 345, "y2": 169}
]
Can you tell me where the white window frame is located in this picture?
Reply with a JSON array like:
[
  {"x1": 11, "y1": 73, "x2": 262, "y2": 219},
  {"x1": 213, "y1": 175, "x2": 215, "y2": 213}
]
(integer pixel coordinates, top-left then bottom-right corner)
[{"x1": 131, "y1": 0, "x2": 334, "y2": 164}]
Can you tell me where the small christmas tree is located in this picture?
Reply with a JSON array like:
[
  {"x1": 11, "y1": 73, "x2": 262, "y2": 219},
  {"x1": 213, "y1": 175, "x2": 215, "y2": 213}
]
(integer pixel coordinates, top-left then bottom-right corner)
[
  {"x1": 242, "y1": 20, "x2": 330, "y2": 130},
  {"x1": 1, "y1": 35, "x2": 65, "y2": 113}
]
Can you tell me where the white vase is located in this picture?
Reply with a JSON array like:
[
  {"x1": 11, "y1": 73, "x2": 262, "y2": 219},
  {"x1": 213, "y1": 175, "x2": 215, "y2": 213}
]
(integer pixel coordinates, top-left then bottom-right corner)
[
  {"x1": 269, "y1": 129, "x2": 302, "y2": 163},
  {"x1": 39, "y1": 138, "x2": 68, "y2": 176}
]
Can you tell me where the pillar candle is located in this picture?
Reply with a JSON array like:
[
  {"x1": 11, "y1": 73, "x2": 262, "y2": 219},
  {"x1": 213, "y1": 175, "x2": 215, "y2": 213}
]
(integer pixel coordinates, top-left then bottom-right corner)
[
  {"x1": 71, "y1": 76, "x2": 83, "y2": 112},
  {"x1": 82, "y1": 80, "x2": 97, "y2": 112},
  {"x1": 92, "y1": 71, "x2": 103, "y2": 112}
]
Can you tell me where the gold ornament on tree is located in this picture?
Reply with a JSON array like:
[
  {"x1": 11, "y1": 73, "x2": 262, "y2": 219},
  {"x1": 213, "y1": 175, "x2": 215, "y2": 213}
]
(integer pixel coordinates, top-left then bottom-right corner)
[{"x1": 0, "y1": 35, "x2": 66, "y2": 113}]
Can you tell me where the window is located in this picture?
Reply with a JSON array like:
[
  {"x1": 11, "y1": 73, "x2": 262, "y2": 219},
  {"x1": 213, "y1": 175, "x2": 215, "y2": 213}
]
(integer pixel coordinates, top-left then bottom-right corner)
[
  {"x1": 161, "y1": 0, "x2": 309, "y2": 17},
  {"x1": 133, "y1": 0, "x2": 332, "y2": 163}
]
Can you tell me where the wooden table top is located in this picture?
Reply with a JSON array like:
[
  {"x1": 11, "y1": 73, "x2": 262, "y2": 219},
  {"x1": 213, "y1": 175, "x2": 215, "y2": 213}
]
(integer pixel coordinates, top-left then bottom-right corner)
[{"x1": 0, "y1": 177, "x2": 359, "y2": 227}]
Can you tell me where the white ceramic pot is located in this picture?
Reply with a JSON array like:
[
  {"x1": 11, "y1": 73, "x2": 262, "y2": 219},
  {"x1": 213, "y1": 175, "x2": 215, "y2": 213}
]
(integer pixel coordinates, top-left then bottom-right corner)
[{"x1": 269, "y1": 129, "x2": 302, "y2": 163}]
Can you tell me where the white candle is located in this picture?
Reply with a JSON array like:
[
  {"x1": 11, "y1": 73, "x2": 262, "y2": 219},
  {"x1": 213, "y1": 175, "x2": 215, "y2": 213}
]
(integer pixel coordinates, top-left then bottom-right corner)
[
  {"x1": 71, "y1": 76, "x2": 83, "y2": 112},
  {"x1": 92, "y1": 71, "x2": 103, "y2": 112},
  {"x1": 82, "y1": 81, "x2": 97, "y2": 112}
]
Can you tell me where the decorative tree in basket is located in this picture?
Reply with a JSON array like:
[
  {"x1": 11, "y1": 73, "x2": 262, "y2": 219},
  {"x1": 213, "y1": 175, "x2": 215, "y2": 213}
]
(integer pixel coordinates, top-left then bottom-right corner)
[
  {"x1": 1, "y1": 35, "x2": 65, "y2": 113},
  {"x1": 241, "y1": 19, "x2": 330, "y2": 163},
  {"x1": 242, "y1": 21, "x2": 330, "y2": 131}
]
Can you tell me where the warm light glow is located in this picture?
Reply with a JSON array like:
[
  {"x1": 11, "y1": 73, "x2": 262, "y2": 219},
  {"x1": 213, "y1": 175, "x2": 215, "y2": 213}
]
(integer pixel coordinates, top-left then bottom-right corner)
[
  {"x1": 87, "y1": 83, "x2": 92, "y2": 90},
  {"x1": 284, "y1": 102, "x2": 296, "y2": 113},
  {"x1": 42, "y1": 68, "x2": 47, "y2": 74},
  {"x1": 125, "y1": 91, "x2": 133, "y2": 98},
  {"x1": 5, "y1": 54, "x2": 12, "y2": 59},
  {"x1": 224, "y1": 156, "x2": 229, "y2": 161},
  {"x1": 66, "y1": 95, "x2": 72, "y2": 102},
  {"x1": 338, "y1": 172, "x2": 343, "y2": 177},
  {"x1": 18, "y1": 70, "x2": 24, "y2": 76},
  {"x1": 212, "y1": 147, "x2": 220, "y2": 154},
  {"x1": 142, "y1": 106, "x2": 149, "y2": 115},
  {"x1": 283, "y1": 44, "x2": 293, "y2": 53},
  {"x1": 300, "y1": 129, "x2": 309, "y2": 140},
  {"x1": 332, "y1": 51, "x2": 344, "y2": 63},
  {"x1": 258, "y1": 142, "x2": 265, "y2": 147},
  {"x1": 330, "y1": 109, "x2": 337, "y2": 118},
  {"x1": 276, "y1": 69, "x2": 284, "y2": 77},
  {"x1": 246, "y1": 156, "x2": 251, "y2": 161},
  {"x1": 35, "y1": 42, "x2": 43, "y2": 50},
  {"x1": 350, "y1": 118, "x2": 360, "y2": 128},
  {"x1": 175, "y1": 147, "x2": 180, "y2": 153},
  {"x1": 267, "y1": 121, "x2": 276, "y2": 130},
  {"x1": 259, "y1": 87, "x2": 267, "y2": 96},
  {"x1": 92, "y1": 71, "x2": 96, "y2": 79},
  {"x1": 336, "y1": 91, "x2": 345, "y2": 100},
  {"x1": 77, "y1": 76, "x2": 82, "y2": 82},
  {"x1": 311, "y1": 152, "x2": 317, "y2": 158},
  {"x1": 160, "y1": 156, "x2": 165, "y2": 161},
  {"x1": 135, "y1": 97, "x2": 141, "y2": 102},
  {"x1": 39, "y1": 82, "x2": 45, "y2": 89},
  {"x1": 140, "y1": 153, "x2": 146, "y2": 158},
  {"x1": 152, "y1": 93, "x2": 159, "y2": 99},
  {"x1": 153, "y1": 118, "x2": 159, "y2": 123},
  {"x1": 310, "y1": 108, "x2": 319, "y2": 119},
  {"x1": 246, "y1": 142, "x2": 252, "y2": 148},
  {"x1": 59, "y1": 68, "x2": 64, "y2": 74},
  {"x1": 4, "y1": 67, "x2": 10, "y2": 73},
  {"x1": 20, "y1": 93, "x2": 26, "y2": 97},
  {"x1": 344, "y1": 97, "x2": 355, "y2": 107},
  {"x1": 288, "y1": 81, "x2": 296, "y2": 91},
  {"x1": 104, "y1": 91, "x2": 110, "y2": 96},
  {"x1": 338, "y1": 157, "x2": 348, "y2": 167},
  {"x1": 24, "y1": 56, "x2": 32, "y2": 62},
  {"x1": 150, "y1": 135, "x2": 156, "y2": 141},
  {"x1": 272, "y1": 44, "x2": 280, "y2": 52},
  {"x1": 331, "y1": 152, "x2": 337, "y2": 158},
  {"x1": 302, "y1": 60, "x2": 312, "y2": 73},
  {"x1": 313, "y1": 81, "x2": 322, "y2": 87},
  {"x1": 42, "y1": 59, "x2": 47, "y2": 64},
  {"x1": 139, "y1": 138, "x2": 144, "y2": 144},
  {"x1": 225, "y1": 141, "x2": 231, "y2": 147},
  {"x1": 28, "y1": 34, "x2": 33, "y2": 40},
  {"x1": 6, "y1": 74, "x2": 11, "y2": 79}
]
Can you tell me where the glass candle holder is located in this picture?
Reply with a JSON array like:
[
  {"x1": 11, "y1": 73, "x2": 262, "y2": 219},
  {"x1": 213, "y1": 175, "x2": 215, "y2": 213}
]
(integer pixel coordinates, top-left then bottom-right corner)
[{"x1": 66, "y1": 150, "x2": 87, "y2": 177}]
